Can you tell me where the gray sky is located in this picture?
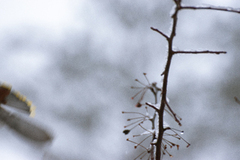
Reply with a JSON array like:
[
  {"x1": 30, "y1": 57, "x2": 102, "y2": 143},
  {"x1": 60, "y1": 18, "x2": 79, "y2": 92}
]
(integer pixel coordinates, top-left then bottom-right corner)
[{"x1": 0, "y1": 0, "x2": 240, "y2": 160}]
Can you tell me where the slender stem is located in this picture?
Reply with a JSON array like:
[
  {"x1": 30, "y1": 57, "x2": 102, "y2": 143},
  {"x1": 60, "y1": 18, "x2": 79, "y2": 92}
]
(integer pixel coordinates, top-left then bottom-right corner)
[
  {"x1": 174, "y1": 50, "x2": 226, "y2": 54},
  {"x1": 164, "y1": 99, "x2": 182, "y2": 126},
  {"x1": 181, "y1": 5, "x2": 240, "y2": 14},
  {"x1": 150, "y1": 27, "x2": 169, "y2": 40},
  {"x1": 156, "y1": 3, "x2": 180, "y2": 160}
]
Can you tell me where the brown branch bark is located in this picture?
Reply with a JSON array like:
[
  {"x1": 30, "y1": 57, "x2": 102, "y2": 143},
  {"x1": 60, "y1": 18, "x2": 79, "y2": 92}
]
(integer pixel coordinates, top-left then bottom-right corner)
[
  {"x1": 173, "y1": 50, "x2": 227, "y2": 54},
  {"x1": 156, "y1": 2, "x2": 181, "y2": 160},
  {"x1": 150, "y1": 27, "x2": 169, "y2": 40}
]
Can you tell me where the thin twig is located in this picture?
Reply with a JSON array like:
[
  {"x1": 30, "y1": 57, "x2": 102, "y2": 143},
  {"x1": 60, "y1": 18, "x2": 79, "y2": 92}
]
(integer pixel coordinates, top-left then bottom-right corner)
[
  {"x1": 234, "y1": 97, "x2": 240, "y2": 105},
  {"x1": 126, "y1": 138, "x2": 149, "y2": 151},
  {"x1": 164, "y1": 100, "x2": 182, "y2": 126},
  {"x1": 150, "y1": 27, "x2": 169, "y2": 40},
  {"x1": 156, "y1": 1, "x2": 181, "y2": 159},
  {"x1": 181, "y1": 5, "x2": 240, "y2": 14},
  {"x1": 173, "y1": 50, "x2": 227, "y2": 54},
  {"x1": 146, "y1": 102, "x2": 159, "y2": 111}
]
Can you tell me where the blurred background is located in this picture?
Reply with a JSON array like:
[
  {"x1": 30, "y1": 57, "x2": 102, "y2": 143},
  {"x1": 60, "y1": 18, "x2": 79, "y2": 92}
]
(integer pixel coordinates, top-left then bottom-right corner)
[{"x1": 0, "y1": 0, "x2": 240, "y2": 159}]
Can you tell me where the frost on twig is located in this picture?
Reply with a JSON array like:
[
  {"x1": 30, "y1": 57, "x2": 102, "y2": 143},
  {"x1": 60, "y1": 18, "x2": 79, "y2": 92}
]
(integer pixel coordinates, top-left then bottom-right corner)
[{"x1": 181, "y1": 5, "x2": 240, "y2": 14}]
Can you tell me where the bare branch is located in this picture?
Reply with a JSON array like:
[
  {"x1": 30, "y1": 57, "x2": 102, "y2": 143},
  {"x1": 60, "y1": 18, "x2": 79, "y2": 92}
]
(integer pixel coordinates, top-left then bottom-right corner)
[
  {"x1": 173, "y1": 50, "x2": 227, "y2": 55},
  {"x1": 145, "y1": 102, "x2": 159, "y2": 111},
  {"x1": 124, "y1": 1, "x2": 239, "y2": 159},
  {"x1": 164, "y1": 100, "x2": 182, "y2": 126},
  {"x1": 150, "y1": 27, "x2": 169, "y2": 40},
  {"x1": 181, "y1": 5, "x2": 240, "y2": 14},
  {"x1": 155, "y1": 2, "x2": 181, "y2": 159}
]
